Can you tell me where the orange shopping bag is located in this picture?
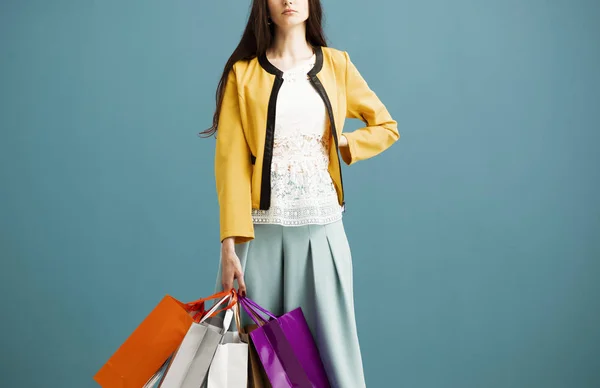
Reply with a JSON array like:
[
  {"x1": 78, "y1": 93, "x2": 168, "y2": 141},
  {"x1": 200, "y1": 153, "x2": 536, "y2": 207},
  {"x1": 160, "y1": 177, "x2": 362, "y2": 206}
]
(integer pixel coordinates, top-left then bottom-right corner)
[{"x1": 94, "y1": 290, "x2": 236, "y2": 388}]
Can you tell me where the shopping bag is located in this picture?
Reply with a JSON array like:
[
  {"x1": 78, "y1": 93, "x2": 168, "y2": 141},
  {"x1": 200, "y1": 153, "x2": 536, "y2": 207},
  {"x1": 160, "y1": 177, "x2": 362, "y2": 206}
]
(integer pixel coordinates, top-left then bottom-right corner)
[
  {"x1": 94, "y1": 290, "x2": 235, "y2": 388},
  {"x1": 158, "y1": 290, "x2": 237, "y2": 388},
  {"x1": 241, "y1": 324, "x2": 271, "y2": 388},
  {"x1": 239, "y1": 296, "x2": 330, "y2": 388},
  {"x1": 207, "y1": 303, "x2": 249, "y2": 388},
  {"x1": 143, "y1": 355, "x2": 172, "y2": 388}
]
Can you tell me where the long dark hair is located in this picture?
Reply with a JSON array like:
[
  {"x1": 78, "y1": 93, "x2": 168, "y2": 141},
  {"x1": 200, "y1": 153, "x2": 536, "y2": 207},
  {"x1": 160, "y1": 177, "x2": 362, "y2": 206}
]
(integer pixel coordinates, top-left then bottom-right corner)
[{"x1": 199, "y1": 0, "x2": 328, "y2": 137}]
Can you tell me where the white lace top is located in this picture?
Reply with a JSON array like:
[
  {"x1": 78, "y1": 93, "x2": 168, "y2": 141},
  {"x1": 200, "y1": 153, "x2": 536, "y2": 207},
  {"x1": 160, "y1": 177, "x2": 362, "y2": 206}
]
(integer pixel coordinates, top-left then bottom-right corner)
[{"x1": 252, "y1": 54, "x2": 343, "y2": 226}]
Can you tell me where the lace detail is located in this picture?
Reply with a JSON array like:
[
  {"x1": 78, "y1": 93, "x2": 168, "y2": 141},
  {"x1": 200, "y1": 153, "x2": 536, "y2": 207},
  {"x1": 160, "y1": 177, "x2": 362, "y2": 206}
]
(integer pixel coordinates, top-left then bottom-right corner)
[{"x1": 252, "y1": 54, "x2": 343, "y2": 226}]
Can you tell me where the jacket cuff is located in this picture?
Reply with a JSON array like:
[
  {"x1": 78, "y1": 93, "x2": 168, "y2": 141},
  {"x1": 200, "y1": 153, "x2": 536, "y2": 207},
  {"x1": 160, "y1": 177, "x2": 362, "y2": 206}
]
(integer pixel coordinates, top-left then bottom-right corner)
[
  {"x1": 339, "y1": 133, "x2": 357, "y2": 165},
  {"x1": 220, "y1": 229, "x2": 255, "y2": 244}
]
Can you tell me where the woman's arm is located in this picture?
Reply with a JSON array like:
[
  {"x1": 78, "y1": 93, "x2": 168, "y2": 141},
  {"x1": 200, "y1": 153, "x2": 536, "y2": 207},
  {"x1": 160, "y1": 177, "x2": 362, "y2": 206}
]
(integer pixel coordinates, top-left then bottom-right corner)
[
  {"x1": 214, "y1": 66, "x2": 254, "y2": 244},
  {"x1": 339, "y1": 51, "x2": 399, "y2": 165},
  {"x1": 214, "y1": 66, "x2": 251, "y2": 294}
]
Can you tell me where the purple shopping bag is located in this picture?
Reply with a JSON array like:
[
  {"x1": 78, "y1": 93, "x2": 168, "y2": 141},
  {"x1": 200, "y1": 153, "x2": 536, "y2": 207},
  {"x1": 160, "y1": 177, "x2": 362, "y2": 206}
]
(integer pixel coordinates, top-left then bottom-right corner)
[{"x1": 238, "y1": 296, "x2": 330, "y2": 388}]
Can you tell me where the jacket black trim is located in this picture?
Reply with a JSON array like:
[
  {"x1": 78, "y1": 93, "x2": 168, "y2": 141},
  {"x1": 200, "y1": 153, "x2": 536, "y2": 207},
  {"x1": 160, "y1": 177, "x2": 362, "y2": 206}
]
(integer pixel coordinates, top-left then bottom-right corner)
[
  {"x1": 258, "y1": 76, "x2": 284, "y2": 210},
  {"x1": 257, "y1": 45, "x2": 345, "y2": 211}
]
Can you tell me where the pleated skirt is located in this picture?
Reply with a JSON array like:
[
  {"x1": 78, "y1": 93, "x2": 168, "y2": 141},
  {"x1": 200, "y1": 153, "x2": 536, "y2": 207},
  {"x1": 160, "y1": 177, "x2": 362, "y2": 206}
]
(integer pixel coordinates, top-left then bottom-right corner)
[{"x1": 214, "y1": 220, "x2": 366, "y2": 388}]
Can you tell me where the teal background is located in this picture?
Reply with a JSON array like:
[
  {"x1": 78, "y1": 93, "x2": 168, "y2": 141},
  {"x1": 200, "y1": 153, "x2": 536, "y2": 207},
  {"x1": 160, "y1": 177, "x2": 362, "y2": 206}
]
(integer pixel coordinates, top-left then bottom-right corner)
[{"x1": 1, "y1": 0, "x2": 599, "y2": 387}]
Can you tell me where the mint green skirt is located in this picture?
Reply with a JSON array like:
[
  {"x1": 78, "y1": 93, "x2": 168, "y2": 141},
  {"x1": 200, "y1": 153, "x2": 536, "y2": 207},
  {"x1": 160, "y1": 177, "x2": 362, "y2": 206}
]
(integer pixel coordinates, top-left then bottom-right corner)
[{"x1": 214, "y1": 220, "x2": 366, "y2": 388}]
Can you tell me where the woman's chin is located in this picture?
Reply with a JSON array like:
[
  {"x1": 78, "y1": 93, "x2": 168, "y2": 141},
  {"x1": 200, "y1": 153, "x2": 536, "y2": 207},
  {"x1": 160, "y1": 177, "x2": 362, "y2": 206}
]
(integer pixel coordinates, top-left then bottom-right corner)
[{"x1": 274, "y1": 17, "x2": 307, "y2": 28}]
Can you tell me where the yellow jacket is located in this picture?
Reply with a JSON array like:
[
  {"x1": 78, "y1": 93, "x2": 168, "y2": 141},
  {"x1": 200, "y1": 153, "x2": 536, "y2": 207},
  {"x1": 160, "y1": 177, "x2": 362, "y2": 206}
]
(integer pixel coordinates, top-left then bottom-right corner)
[{"x1": 215, "y1": 46, "x2": 399, "y2": 243}]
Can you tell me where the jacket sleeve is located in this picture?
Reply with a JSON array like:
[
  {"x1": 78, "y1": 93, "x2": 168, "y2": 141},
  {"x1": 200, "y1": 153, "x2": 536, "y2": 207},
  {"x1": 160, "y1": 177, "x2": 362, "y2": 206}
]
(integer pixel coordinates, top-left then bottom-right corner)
[
  {"x1": 214, "y1": 66, "x2": 254, "y2": 243},
  {"x1": 339, "y1": 51, "x2": 399, "y2": 165}
]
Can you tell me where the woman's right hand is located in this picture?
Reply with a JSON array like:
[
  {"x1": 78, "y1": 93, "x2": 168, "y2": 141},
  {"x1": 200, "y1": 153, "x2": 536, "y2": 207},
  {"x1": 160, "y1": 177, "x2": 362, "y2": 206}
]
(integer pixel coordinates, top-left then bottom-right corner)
[{"x1": 220, "y1": 237, "x2": 247, "y2": 296}]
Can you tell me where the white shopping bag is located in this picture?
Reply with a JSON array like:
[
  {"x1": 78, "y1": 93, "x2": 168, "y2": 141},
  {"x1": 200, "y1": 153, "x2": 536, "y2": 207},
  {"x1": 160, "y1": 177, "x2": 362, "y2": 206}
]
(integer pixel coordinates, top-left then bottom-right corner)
[
  {"x1": 159, "y1": 292, "x2": 235, "y2": 388},
  {"x1": 207, "y1": 303, "x2": 248, "y2": 388}
]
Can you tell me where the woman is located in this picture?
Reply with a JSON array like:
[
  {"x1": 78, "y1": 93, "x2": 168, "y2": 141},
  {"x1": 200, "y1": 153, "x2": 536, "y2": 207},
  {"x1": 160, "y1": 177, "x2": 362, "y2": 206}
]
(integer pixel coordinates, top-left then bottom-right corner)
[{"x1": 204, "y1": 0, "x2": 398, "y2": 386}]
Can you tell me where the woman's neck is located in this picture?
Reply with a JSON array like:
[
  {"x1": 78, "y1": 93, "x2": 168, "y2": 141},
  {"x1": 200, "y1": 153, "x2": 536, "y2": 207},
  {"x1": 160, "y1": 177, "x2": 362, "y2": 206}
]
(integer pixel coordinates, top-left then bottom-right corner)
[{"x1": 267, "y1": 25, "x2": 314, "y2": 69}]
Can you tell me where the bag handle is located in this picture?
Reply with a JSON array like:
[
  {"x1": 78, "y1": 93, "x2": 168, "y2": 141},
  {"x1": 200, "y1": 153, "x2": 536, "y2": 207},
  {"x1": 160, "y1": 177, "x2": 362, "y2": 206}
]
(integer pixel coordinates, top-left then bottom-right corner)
[
  {"x1": 238, "y1": 298, "x2": 263, "y2": 326},
  {"x1": 199, "y1": 292, "x2": 233, "y2": 322},
  {"x1": 233, "y1": 302, "x2": 243, "y2": 333},
  {"x1": 217, "y1": 307, "x2": 234, "y2": 334},
  {"x1": 200, "y1": 293, "x2": 235, "y2": 336},
  {"x1": 189, "y1": 289, "x2": 238, "y2": 323},
  {"x1": 240, "y1": 296, "x2": 277, "y2": 319},
  {"x1": 233, "y1": 297, "x2": 266, "y2": 332},
  {"x1": 218, "y1": 303, "x2": 243, "y2": 344},
  {"x1": 238, "y1": 296, "x2": 276, "y2": 327},
  {"x1": 239, "y1": 298, "x2": 267, "y2": 328},
  {"x1": 185, "y1": 289, "x2": 233, "y2": 311}
]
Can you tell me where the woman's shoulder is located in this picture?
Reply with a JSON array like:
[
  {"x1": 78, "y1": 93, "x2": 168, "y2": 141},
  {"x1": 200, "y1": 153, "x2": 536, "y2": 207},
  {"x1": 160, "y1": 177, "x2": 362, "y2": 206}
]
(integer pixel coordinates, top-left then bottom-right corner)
[
  {"x1": 321, "y1": 46, "x2": 350, "y2": 62},
  {"x1": 232, "y1": 56, "x2": 260, "y2": 72},
  {"x1": 229, "y1": 56, "x2": 263, "y2": 84},
  {"x1": 321, "y1": 46, "x2": 346, "y2": 56}
]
